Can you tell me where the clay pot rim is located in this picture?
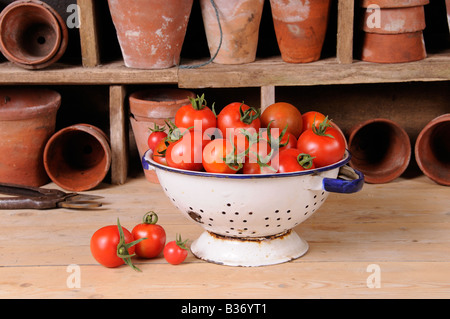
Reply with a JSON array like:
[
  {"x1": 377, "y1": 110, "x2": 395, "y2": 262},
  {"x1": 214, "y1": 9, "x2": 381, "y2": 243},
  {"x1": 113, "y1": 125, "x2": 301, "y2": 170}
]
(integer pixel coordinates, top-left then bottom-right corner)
[
  {"x1": 362, "y1": 5, "x2": 426, "y2": 34},
  {"x1": 348, "y1": 118, "x2": 411, "y2": 184},
  {"x1": 414, "y1": 113, "x2": 450, "y2": 186},
  {"x1": 0, "y1": 88, "x2": 61, "y2": 121},
  {"x1": 0, "y1": 0, "x2": 68, "y2": 70},
  {"x1": 43, "y1": 124, "x2": 112, "y2": 192},
  {"x1": 129, "y1": 88, "x2": 196, "y2": 118},
  {"x1": 360, "y1": 0, "x2": 429, "y2": 8},
  {"x1": 0, "y1": 0, "x2": 62, "y2": 66}
]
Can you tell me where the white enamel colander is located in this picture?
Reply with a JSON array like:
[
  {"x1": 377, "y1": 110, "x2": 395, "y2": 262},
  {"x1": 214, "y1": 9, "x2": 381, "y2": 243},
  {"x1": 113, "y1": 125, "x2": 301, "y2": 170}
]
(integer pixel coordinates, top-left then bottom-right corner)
[{"x1": 143, "y1": 150, "x2": 364, "y2": 267}]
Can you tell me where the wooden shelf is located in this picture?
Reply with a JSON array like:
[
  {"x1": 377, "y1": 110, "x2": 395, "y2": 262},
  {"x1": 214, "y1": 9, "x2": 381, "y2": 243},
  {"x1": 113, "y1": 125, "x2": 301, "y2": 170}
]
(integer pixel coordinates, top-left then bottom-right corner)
[{"x1": 1, "y1": 50, "x2": 449, "y2": 86}]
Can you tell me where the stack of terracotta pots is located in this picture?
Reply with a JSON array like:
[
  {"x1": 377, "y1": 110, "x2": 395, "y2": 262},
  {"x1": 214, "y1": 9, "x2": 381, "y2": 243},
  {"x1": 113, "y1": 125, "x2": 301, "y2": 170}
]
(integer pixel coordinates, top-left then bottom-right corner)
[
  {"x1": 129, "y1": 88, "x2": 196, "y2": 183},
  {"x1": 0, "y1": 0, "x2": 68, "y2": 69},
  {"x1": 360, "y1": 0, "x2": 429, "y2": 63}
]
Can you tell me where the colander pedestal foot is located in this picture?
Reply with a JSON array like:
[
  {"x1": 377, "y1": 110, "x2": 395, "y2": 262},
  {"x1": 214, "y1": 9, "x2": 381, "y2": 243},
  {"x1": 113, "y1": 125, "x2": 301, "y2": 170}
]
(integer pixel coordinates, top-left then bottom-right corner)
[{"x1": 190, "y1": 230, "x2": 309, "y2": 267}]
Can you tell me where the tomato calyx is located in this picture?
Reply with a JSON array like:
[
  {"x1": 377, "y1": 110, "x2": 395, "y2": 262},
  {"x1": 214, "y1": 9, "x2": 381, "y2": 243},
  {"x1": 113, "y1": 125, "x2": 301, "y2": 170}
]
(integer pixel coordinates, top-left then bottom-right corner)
[
  {"x1": 297, "y1": 153, "x2": 315, "y2": 170},
  {"x1": 148, "y1": 123, "x2": 165, "y2": 133},
  {"x1": 239, "y1": 102, "x2": 260, "y2": 125},
  {"x1": 116, "y1": 218, "x2": 147, "y2": 272},
  {"x1": 175, "y1": 234, "x2": 189, "y2": 251},
  {"x1": 263, "y1": 121, "x2": 290, "y2": 149},
  {"x1": 142, "y1": 211, "x2": 159, "y2": 225},
  {"x1": 312, "y1": 116, "x2": 335, "y2": 138},
  {"x1": 188, "y1": 93, "x2": 216, "y2": 116}
]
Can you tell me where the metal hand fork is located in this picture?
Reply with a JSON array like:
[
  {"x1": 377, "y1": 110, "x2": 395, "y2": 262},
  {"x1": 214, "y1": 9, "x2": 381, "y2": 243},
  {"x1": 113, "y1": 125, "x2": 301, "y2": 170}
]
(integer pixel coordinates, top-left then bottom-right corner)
[{"x1": 0, "y1": 183, "x2": 103, "y2": 210}]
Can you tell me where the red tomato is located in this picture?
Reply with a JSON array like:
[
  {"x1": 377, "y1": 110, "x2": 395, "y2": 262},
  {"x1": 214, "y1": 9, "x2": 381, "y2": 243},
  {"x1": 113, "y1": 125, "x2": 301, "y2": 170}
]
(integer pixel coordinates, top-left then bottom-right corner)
[
  {"x1": 297, "y1": 118, "x2": 346, "y2": 168},
  {"x1": 175, "y1": 94, "x2": 217, "y2": 133},
  {"x1": 202, "y1": 138, "x2": 241, "y2": 174},
  {"x1": 302, "y1": 111, "x2": 327, "y2": 132},
  {"x1": 165, "y1": 130, "x2": 207, "y2": 171},
  {"x1": 261, "y1": 102, "x2": 303, "y2": 138},
  {"x1": 164, "y1": 234, "x2": 189, "y2": 265},
  {"x1": 147, "y1": 124, "x2": 168, "y2": 152},
  {"x1": 152, "y1": 138, "x2": 170, "y2": 166},
  {"x1": 246, "y1": 139, "x2": 272, "y2": 164},
  {"x1": 132, "y1": 212, "x2": 166, "y2": 259},
  {"x1": 277, "y1": 148, "x2": 315, "y2": 173},
  {"x1": 260, "y1": 123, "x2": 297, "y2": 151},
  {"x1": 90, "y1": 219, "x2": 143, "y2": 271},
  {"x1": 217, "y1": 102, "x2": 261, "y2": 140}
]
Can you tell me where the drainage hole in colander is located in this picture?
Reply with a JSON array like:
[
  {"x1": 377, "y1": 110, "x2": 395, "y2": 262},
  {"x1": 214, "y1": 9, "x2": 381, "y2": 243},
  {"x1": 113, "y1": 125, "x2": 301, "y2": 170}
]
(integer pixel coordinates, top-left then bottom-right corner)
[
  {"x1": 243, "y1": 220, "x2": 247, "y2": 223},
  {"x1": 234, "y1": 212, "x2": 239, "y2": 215},
  {"x1": 200, "y1": 209, "x2": 204, "y2": 213},
  {"x1": 275, "y1": 210, "x2": 279, "y2": 213},
  {"x1": 305, "y1": 205, "x2": 309, "y2": 209},
  {"x1": 222, "y1": 211, "x2": 226, "y2": 215},
  {"x1": 265, "y1": 217, "x2": 269, "y2": 220},
  {"x1": 287, "y1": 210, "x2": 291, "y2": 213},
  {"x1": 227, "y1": 203, "x2": 231, "y2": 207}
]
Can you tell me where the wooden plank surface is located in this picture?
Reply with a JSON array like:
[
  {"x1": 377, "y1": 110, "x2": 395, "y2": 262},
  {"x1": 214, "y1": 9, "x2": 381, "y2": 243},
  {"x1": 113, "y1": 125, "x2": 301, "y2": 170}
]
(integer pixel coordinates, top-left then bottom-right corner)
[
  {"x1": 337, "y1": 0, "x2": 354, "y2": 64},
  {"x1": 78, "y1": 0, "x2": 101, "y2": 67},
  {"x1": 0, "y1": 175, "x2": 449, "y2": 299},
  {"x1": 0, "y1": 51, "x2": 449, "y2": 86}
]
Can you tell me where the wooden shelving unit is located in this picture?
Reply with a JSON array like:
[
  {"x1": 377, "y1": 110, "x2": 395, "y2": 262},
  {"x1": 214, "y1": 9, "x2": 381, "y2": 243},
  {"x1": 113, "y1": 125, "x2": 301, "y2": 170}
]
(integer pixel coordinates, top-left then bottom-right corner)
[{"x1": 1, "y1": 0, "x2": 449, "y2": 184}]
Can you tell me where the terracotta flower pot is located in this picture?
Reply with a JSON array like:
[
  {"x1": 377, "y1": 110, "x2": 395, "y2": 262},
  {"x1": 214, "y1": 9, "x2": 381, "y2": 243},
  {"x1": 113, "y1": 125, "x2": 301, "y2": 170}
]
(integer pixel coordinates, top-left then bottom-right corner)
[
  {"x1": 361, "y1": 31, "x2": 427, "y2": 63},
  {"x1": 415, "y1": 114, "x2": 450, "y2": 186},
  {"x1": 360, "y1": 0, "x2": 429, "y2": 8},
  {"x1": 200, "y1": 0, "x2": 264, "y2": 65},
  {"x1": 362, "y1": 5, "x2": 426, "y2": 33},
  {"x1": 360, "y1": 0, "x2": 428, "y2": 63},
  {"x1": 446, "y1": 0, "x2": 450, "y2": 32},
  {"x1": 270, "y1": 0, "x2": 332, "y2": 63},
  {"x1": 44, "y1": 124, "x2": 112, "y2": 192},
  {"x1": 107, "y1": 0, "x2": 193, "y2": 69},
  {"x1": 0, "y1": 87, "x2": 61, "y2": 187},
  {"x1": 0, "y1": 0, "x2": 68, "y2": 69},
  {"x1": 348, "y1": 119, "x2": 411, "y2": 184},
  {"x1": 129, "y1": 88, "x2": 196, "y2": 183}
]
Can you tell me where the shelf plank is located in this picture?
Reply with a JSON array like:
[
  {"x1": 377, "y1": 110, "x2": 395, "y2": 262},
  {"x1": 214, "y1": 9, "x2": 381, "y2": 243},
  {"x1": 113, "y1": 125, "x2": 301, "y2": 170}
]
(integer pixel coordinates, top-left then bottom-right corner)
[
  {"x1": 78, "y1": 0, "x2": 101, "y2": 67},
  {"x1": 0, "y1": 52, "x2": 449, "y2": 86},
  {"x1": 178, "y1": 53, "x2": 450, "y2": 88},
  {"x1": 0, "y1": 61, "x2": 178, "y2": 85}
]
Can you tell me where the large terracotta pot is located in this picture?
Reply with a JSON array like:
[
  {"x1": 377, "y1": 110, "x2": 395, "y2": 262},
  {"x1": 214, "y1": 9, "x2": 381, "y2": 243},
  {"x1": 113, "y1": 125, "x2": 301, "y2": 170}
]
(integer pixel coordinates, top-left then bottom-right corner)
[
  {"x1": 44, "y1": 124, "x2": 112, "y2": 192},
  {"x1": 200, "y1": 0, "x2": 264, "y2": 64},
  {"x1": 107, "y1": 0, "x2": 193, "y2": 69},
  {"x1": 348, "y1": 119, "x2": 411, "y2": 184},
  {"x1": 0, "y1": 87, "x2": 61, "y2": 187},
  {"x1": 129, "y1": 88, "x2": 196, "y2": 183},
  {"x1": 270, "y1": 0, "x2": 332, "y2": 63},
  {"x1": 415, "y1": 114, "x2": 450, "y2": 186},
  {"x1": 0, "y1": 0, "x2": 68, "y2": 69},
  {"x1": 360, "y1": 0, "x2": 428, "y2": 63}
]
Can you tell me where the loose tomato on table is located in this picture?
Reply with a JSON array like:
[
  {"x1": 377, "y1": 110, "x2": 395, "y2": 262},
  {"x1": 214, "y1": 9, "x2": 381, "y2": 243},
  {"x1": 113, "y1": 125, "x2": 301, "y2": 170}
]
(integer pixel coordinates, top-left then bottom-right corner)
[
  {"x1": 261, "y1": 102, "x2": 303, "y2": 138},
  {"x1": 277, "y1": 148, "x2": 315, "y2": 173},
  {"x1": 217, "y1": 102, "x2": 261, "y2": 142},
  {"x1": 297, "y1": 117, "x2": 346, "y2": 168},
  {"x1": 132, "y1": 211, "x2": 166, "y2": 259},
  {"x1": 202, "y1": 138, "x2": 241, "y2": 174},
  {"x1": 90, "y1": 218, "x2": 145, "y2": 271},
  {"x1": 164, "y1": 234, "x2": 189, "y2": 265},
  {"x1": 174, "y1": 94, "x2": 217, "y2": 134}
]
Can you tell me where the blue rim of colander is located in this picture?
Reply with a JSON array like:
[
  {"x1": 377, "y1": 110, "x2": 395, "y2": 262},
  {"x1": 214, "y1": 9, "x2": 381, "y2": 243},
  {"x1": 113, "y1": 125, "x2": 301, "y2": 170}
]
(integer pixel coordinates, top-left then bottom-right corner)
[{"x1": 142, "y1": 149, "x2": 353, "y2": 179}]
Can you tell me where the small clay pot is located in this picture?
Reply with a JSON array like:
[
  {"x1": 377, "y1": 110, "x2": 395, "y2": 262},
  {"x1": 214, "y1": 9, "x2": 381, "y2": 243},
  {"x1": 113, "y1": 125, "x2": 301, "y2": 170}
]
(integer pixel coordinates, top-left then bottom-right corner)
[
  {"x1": 348, "y1": 119, "x2": 411, "y2": 184},
  {"x1": 107, "y1": 0, "x2": 193, "y2": 69},
  {"x1": 361, "y1": 31, "x2": 427, "y2": 63},
  {"x1": 0, "y1": 87, "x2": 61, "y2": 187},
  {"x1": 44, "y1": 124, "x2": 112, "y2": 192},
  {"x1": 200, "y1": 0, "x2": 264, "y2": 64},
  {"x1": 415, "y1": 114, "x2": 450, "y2": 186},
  {"x1": 0, "y1": 0, "x2": 68, "y2": 69},
  {"x1": 360, "y1": 0, "x2": 429, "y2": 8},
  {"x1": 129, "y1": 88, "x2": 196, "y2": 183},
  {"x1": 270, "y1": 0, "x2": 332, "y2": 63},
  {"x1": 362, "y1": 5, "x2": 426, "y2": 33},
  {"x1": 446, "y1": 0, "x2": 450, "y2": 31}
]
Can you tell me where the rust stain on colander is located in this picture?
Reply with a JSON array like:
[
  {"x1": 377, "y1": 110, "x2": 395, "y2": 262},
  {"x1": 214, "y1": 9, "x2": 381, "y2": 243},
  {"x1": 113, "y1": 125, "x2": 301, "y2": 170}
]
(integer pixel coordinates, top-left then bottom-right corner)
[{"x1": 208, "y1": 229, "x2": 292, "y2": 243}]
